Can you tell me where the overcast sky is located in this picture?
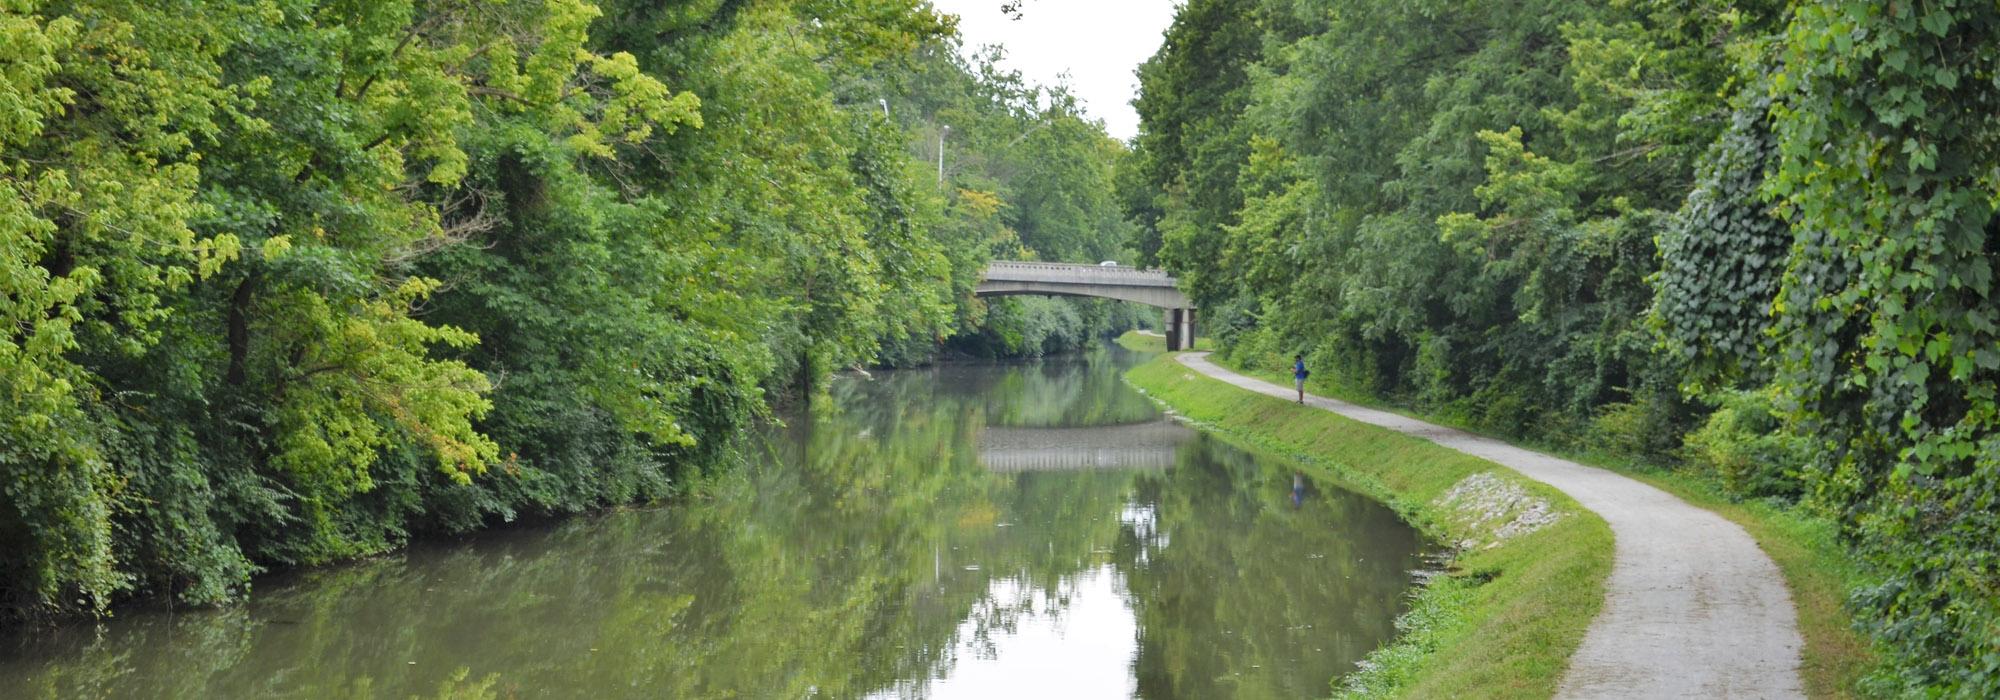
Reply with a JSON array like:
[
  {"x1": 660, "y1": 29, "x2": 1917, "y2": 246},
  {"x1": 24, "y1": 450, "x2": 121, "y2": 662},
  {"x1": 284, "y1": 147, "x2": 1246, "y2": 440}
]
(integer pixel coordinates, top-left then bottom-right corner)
[{"x1": 929, "y1": 0, "x2": 1180, "y2": 142}]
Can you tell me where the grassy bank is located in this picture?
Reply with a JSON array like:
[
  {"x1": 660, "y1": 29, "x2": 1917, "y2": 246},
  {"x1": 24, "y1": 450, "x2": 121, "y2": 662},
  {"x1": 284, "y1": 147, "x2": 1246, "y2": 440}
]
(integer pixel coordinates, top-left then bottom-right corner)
[
  {"x1": 1139, "y1": 332, "x2": 1877, "y2": 698},
  {"x1": 1119, "y1": 334, "x2": 1615, "y2": 698}
]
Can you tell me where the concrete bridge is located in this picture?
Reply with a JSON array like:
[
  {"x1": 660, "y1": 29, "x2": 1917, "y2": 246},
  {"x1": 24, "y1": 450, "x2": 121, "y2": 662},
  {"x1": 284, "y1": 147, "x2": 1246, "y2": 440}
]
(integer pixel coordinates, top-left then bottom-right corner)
[
  {"x1": 976, "y1": 420, "x2": 1196, "y2": 472},
  {"x1": 978, "y1": 261, "x2": 1197, "y2": 350}
]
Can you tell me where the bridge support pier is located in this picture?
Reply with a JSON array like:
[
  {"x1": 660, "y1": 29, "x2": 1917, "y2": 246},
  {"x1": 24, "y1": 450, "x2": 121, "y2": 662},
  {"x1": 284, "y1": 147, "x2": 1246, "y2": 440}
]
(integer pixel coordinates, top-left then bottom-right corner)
[{"x1": 1164, "y1": 308, "x2": 1196, "y2": 351}]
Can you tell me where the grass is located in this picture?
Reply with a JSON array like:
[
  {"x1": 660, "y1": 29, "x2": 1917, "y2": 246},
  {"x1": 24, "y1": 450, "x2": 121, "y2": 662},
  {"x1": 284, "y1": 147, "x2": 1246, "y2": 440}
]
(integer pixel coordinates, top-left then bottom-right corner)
[
  {"x1": 1132, "y1": 331, "x2": 1878, "y2": 698},
  {"x1": 1122, "y1": 328, "x2": 1216, "y2": 351},
  {"x1": 1120, "y1": 335, "x2": 1615, "y2": 698}
]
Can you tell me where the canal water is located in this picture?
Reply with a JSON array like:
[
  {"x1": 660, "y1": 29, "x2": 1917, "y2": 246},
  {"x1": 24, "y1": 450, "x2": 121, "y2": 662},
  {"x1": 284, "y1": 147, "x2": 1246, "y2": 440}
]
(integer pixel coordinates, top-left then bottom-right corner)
[{"x1": 0, "y1": 348, "x2": 1427, "y2": 699}]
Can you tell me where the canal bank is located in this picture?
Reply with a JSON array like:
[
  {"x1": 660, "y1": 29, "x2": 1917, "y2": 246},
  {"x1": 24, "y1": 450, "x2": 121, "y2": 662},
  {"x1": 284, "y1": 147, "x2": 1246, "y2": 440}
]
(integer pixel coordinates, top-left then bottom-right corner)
[
  {"x1": 2, "y1": 349, "x2": 1431, "y2": 698},
  {"x1": 1120, "y1": 339, "x2": 1614, "y2": 698},
  {"x1": 1120, "y1": 332, "x2": 1880, "y2": 698}
]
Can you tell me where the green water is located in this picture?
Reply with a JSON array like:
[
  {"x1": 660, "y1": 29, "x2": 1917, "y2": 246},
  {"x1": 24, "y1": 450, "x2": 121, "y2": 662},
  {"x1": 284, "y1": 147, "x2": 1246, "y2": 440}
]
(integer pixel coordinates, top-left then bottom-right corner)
[{"x1": 0, "y1": 349, "x2": 1427, "y2": 699}]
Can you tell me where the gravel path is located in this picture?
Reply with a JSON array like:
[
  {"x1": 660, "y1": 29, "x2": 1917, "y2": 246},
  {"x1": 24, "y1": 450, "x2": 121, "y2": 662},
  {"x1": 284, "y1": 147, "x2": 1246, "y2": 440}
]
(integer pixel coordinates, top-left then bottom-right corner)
[{"x1": 1174, "y1": 352, "x2": 1806, "y2": 698}]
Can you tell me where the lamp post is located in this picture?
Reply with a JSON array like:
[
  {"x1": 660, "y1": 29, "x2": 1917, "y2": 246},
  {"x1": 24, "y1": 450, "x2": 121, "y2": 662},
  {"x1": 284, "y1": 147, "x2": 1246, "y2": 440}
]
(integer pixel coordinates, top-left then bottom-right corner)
[{"x1": 937, "y1": 125, "x2": 950, "y2": 185}]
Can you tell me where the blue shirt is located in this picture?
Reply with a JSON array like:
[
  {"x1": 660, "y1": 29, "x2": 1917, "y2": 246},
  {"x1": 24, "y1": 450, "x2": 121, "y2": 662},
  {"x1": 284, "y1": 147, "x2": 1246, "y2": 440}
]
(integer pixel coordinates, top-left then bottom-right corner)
[{"x1": 1294, "y1": 360, "x2": 1307, "y2": 380}]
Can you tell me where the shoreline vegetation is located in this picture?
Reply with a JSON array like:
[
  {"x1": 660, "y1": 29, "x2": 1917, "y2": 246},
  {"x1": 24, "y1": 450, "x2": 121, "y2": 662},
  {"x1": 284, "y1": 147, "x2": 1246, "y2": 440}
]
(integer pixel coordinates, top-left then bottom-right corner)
[
  {"x1": 1118, "y1": 332, "x2": 1613, "y2": 698},
  {"x1": 11, "y1": 0, "x2": 1993, "y2": 693},
  {"x1": 1, "y1": 0, "x2": 1145, "y2": 623},
  {"x1": 1128, "y1": 2, "x2": 1997, "y2": 692},
  {"x1": 1116, "y1": 331, "x2": 1872, "y2": 698}
]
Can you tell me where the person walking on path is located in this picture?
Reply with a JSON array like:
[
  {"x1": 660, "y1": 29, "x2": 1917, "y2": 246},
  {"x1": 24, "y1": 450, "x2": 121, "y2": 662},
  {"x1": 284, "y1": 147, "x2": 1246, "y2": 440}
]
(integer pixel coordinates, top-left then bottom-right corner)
[{"x1": 1292, "y1": 355, "x2": 1308, "y2": 403}]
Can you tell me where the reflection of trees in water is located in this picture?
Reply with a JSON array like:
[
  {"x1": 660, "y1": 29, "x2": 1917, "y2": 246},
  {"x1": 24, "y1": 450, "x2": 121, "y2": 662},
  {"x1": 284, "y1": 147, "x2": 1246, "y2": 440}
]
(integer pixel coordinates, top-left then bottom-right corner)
[
  {"x1": 1115, "y1": 434, "x2": 1429, "y2": 699},
  {"x1": 979, "y1": 350, "x2": 1164, "y2": 428},
  {"x1": 825, "y1": 347, "x2": 1160, "y2": 430},
  {"x1": 0, "y1": 356, "x2": 1140, "y2": 698},
  {"x1": 0, "y1": 355, "x2": 1422, "y2": 699}
]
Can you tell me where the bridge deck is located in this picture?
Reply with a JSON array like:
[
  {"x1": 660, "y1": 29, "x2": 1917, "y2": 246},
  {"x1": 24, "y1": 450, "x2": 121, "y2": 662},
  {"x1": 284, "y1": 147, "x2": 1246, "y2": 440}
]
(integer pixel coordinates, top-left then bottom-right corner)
[
  {"x1": 980, "y1": 261, "x2": 1178, "y2": 288},
  {"x1": 977, "y1": 260, "x2": 1196, "y2": 349}
]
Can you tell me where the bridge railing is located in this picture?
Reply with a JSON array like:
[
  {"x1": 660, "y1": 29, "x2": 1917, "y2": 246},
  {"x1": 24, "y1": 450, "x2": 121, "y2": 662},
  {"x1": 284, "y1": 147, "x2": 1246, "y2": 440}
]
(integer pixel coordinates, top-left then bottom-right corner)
[{"x1": 982, "y1": 261, "x2": 1178, "y2": 287}]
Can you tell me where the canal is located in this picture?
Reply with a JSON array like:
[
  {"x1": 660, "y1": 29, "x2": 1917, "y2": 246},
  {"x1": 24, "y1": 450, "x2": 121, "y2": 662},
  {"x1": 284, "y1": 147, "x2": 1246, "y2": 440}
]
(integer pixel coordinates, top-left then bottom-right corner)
[{"x1": 1, "y1": 347, "x2": 1428, "y2": 699}]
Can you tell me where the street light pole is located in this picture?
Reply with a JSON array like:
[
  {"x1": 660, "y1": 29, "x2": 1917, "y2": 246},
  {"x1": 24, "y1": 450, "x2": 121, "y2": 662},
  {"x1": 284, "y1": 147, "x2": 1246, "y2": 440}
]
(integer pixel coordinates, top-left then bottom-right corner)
[{"x1": 937, "y1": 125, "x2": 950, "y2": 185}]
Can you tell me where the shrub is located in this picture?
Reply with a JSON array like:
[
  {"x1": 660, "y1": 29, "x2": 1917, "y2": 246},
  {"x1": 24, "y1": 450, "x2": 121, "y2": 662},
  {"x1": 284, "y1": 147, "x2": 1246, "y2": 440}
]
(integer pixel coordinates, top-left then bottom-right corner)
[
  {"x1": 1412, "y1": 332, "x2": 1457, "y2": 410},
  {"x1": 1682, "y1": 390, "x2": 1807, "y2": 500},
  {"x1": 1221, "y1": 323, "x2": 1283, "y2": 371},
  {"x1": 1588, "y1": 402, "x2": 1650, "y2": 457}
]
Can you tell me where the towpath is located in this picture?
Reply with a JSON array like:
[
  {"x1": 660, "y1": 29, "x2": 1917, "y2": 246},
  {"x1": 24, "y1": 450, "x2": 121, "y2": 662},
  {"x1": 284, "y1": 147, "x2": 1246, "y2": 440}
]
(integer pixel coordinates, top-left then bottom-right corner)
[{"x1": 1175, "y1": 352, "x2": 1805, "y2": 698}]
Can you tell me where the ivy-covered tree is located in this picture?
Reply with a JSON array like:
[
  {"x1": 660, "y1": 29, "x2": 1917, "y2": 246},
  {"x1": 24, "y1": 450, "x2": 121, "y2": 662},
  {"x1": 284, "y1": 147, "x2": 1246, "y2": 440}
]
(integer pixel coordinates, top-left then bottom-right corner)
[
  {"x1": 1130, "y1": 0, "x2": 1997, "y2": 691},
  {"x1": 1760, "y1": 1, "x2": 2000, "y2": 691}
]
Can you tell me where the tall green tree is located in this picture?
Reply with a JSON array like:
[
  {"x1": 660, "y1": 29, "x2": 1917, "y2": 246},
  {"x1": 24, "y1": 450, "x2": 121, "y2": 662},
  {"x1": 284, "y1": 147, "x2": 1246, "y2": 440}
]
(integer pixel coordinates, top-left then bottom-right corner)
[
  {"x1": 1129, "y1": 0, "x2": 1261, "y2": 303},
  {"x1": 1132, "y1": 0, "x2": 2000, "y2": 691},
  {"x1": 1757, "y1": 2, "x2": 2000, "y2": 690},
  {"x1": 2, "y1": 0, "x2": 245, "y2": 611}
]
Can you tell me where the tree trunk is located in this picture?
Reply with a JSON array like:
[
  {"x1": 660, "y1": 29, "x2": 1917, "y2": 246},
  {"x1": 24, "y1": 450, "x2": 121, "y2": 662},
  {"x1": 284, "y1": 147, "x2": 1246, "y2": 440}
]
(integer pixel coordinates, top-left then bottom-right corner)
[{"x1": 225, "y1": 275, "x2": 256, "y2": 386}]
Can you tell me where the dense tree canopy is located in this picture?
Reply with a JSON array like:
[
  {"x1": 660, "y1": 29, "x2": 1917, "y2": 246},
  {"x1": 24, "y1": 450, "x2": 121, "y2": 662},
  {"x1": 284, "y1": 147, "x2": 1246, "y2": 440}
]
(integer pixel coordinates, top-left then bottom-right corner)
[
  {"x1": 0, "y1": 0, "x2": 1137, "y2": 621},
  {"x1": 1127, "y1": 0, "x2": 1998, "y2": 693},
  {"x1": 22, "y1": 0, "x2": 1995, "y2": 692}
]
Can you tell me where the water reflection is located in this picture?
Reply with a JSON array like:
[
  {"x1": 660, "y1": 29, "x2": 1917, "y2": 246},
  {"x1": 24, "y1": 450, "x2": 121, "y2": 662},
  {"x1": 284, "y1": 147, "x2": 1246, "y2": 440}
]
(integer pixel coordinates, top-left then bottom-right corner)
[
  {"x1": 0, "y1": 349, "x2": 1426, "y2": 699},
  {"x1": 978, "y1": 421, "x2": 1193, "y2": 472},
  {"x1": 873, "y1": 567, "x2": 1138, "y2": 700}
]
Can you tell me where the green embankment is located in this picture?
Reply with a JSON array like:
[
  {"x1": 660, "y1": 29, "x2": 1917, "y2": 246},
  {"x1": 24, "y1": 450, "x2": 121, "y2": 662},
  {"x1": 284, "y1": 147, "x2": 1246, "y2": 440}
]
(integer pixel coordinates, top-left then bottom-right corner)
[
  {"x1": 1122, "y1": 332, "x2": 1874, "y2": 698},
  {"x1": 1202, "y1": 351, "x2": 1869, "y2": 697},
  {"x1": 1118, "y1": 334, "x2": 1614, "y2": 698}
]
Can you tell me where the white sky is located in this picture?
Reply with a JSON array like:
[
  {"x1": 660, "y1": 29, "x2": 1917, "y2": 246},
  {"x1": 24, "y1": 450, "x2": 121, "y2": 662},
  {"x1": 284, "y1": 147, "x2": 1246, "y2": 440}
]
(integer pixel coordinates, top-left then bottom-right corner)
[{"x1": 929, "y1": 0, "x2": 1180, "y2": 142}]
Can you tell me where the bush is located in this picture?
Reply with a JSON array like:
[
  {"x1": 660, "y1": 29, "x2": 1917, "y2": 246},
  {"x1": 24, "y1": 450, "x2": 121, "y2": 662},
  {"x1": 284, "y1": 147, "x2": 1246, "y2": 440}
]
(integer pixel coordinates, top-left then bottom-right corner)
[
  {"x1": 1682, "y1": 390, "x2": 1806, "y2": 500},
  {"x1": 1474, "y1": 391, "x2": 1533, "y2": 438},
  {"x1": 1588, "y1": 402, "x2": 1650, "y2": 457},
  {"x1": 1220, "y1": 323, "x2": 1283, "y2": 371},
  {"x1": 1411, "y1": 332, "x2": 1457, "y2": 410}
]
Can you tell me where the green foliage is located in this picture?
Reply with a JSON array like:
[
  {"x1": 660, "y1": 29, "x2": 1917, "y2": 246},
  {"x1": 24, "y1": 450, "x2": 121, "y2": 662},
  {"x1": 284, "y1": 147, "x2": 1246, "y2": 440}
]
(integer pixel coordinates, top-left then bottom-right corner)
[
  {"x1": 3, "y1": 0, "x2": 249, "y2": 614},
  {"x1": 1411, "y1": 333, "x2": 1458, "y2": 411},
  {"x1": 1129, "y1": 0, "x2": 1261, "y2": 298},
  {"x1": 1132, "y1": 0, "x2": 1997, "y2": 690},
  {"x1": 1758, "y1": 1, "x2": 2000, "y2": 692},
  {"x1": 1682, "y1": 390, "x2": 1807, "y2": 501},
  {"x1": 1126, "y1": 0, "x2": 1705, "y2": 452},
  {"x1": 1587, "y1": 402, "x2": 1651, "y2": 460},
  {"x1": 2, "y1": 0, "x2": 1141, "y2": 620},
  {"x1": 969, "y1": 297, "x2": 1082, "y2": 357},
  {"x1": 1655, "y1": 88, "x2": 1788, "y2": 383}
]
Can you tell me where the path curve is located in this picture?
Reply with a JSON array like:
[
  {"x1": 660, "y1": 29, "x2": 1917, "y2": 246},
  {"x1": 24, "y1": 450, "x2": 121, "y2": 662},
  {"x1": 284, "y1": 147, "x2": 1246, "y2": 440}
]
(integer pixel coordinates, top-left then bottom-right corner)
[{"x1": 1174, "y1": 352, "x2": 1805, "y2": 698}]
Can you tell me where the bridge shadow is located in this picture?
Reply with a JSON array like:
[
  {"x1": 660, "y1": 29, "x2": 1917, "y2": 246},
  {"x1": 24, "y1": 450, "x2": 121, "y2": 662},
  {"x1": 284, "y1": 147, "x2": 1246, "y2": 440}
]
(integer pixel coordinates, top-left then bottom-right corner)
[{"x1": 976, "y1": 420, "x2": 1196, "y2": 472}]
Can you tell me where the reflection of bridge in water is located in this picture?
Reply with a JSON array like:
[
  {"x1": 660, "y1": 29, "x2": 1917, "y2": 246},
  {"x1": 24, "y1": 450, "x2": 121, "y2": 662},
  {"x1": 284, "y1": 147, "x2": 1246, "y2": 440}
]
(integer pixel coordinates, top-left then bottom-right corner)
[{"x1": 977, "y1": 420, "x2": 1196, "y2": 472}]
